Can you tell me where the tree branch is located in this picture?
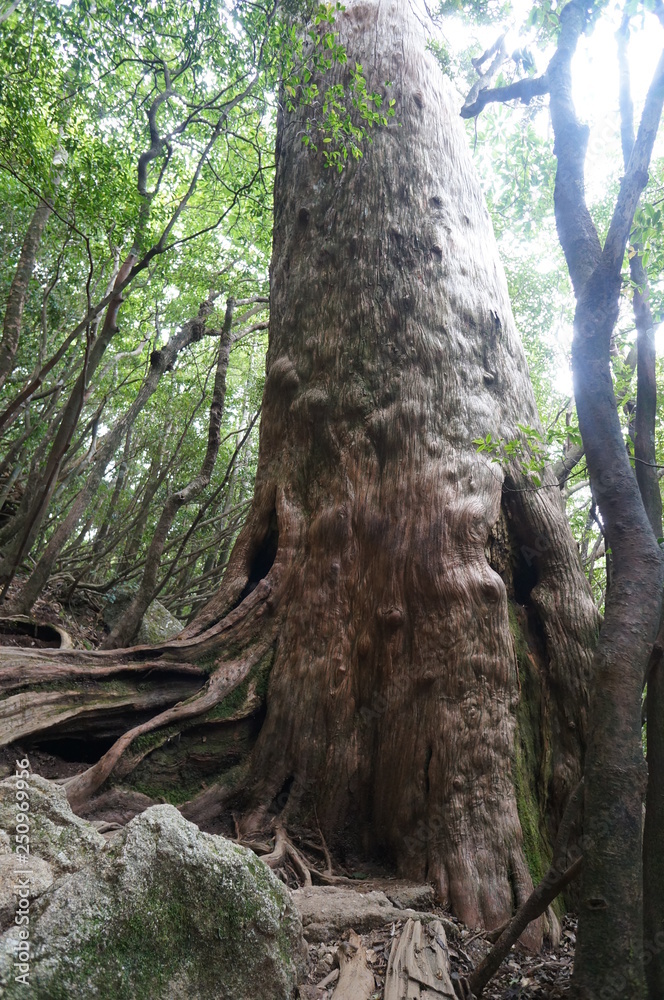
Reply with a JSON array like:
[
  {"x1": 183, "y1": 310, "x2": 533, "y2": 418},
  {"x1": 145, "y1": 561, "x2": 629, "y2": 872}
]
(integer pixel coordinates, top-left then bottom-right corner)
[
  {"x1": 0, "y1": 0, "x2": 20, "y2": 25},
  {"x1": 461, "y1": 73, "x2": 549, "y2": 119},
  {"x1": 602, "y1": 46, "x2": 664, "y2": 276}
]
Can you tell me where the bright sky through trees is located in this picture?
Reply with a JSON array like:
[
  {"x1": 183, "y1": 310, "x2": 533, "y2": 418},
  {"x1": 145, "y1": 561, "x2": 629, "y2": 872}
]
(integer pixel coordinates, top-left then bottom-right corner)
[{"x1": 442, "y1": 3, "x2": 664, "y2": 389}]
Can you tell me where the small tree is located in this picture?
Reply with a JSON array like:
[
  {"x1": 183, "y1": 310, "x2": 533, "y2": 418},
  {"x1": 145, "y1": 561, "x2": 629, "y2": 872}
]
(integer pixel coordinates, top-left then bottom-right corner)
[{"x1": 462, "y1": 2, "x2": 664, "y2": 995}]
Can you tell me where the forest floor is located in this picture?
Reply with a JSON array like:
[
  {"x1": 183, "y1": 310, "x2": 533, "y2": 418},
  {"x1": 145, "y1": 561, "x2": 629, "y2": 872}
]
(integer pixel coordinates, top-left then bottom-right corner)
[
  {"x1": 0, "y1": 581, "x2": 107, "y2": 649},
  {"x1": 299, "y1": 914, "x2": 575, "y2": 999},
  {"x1": 0, "y1": 590, "x2": 577, "y2": 1000}
]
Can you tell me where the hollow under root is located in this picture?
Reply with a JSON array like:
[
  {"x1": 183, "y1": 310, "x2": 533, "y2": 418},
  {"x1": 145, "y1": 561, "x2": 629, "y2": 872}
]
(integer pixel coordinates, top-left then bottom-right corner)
[{"x1": 65, "y1": 644, "x2": 271, "y2": 810}]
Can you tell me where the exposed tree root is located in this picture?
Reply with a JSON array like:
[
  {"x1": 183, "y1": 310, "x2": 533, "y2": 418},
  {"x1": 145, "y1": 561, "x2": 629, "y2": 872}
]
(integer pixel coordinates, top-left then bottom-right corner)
[
  {"x1": 467, "y1": 780, "x2": 585, "y2": 996},
  {"x1": 64, "y1": 639, "x2": 272, "y2": 809},
  {"x1": 0, "y1": 581, "x2": 276, "y2": 814},
  {"x1": 80, "y1": 788, "x2": 158, "y2": 826},
  {"x1": 63, "y1": 612, "x2": 276, "y2": 809},
  {"x1": 315, "y1": 808, "x2": 334, "y2": 877},
  {"x1": 231, "y1": 814, "x2": 372, "y2": 893},
  {"x1": 181, "y1": 773, "x2": 249, "y2": 828},
  {"x1": 0, "y1": 651, "x2": 206, "y2": 746},
  {"x1": 259, "y1": 820, "x2": 313, "y2": 887}
]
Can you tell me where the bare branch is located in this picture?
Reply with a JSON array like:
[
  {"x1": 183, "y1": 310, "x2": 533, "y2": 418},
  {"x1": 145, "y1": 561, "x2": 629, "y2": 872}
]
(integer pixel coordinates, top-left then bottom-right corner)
[
  {"x1": 461, "y1": 73, "x2": 549, "y2": 119},
  {"x1": 553, "y1": 442, "x2": 585, "y2": 486}
]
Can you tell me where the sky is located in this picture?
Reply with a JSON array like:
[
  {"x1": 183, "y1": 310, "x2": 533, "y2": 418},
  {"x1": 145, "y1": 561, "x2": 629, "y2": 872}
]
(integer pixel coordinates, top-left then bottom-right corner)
[
  {"x1": 441, "y1": 4, "x2": 664, "y2": 393},
  {"x1": 443, "y1": 2, "x2": 664, "y2": 186}
]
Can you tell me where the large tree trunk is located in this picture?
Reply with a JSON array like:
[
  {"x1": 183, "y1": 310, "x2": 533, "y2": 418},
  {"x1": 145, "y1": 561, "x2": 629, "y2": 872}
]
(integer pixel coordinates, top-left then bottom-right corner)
[
  {"x1": 0, "y1": 0, "x2": 598, "y2": 943},
  {"x1": 181, "y1": 0, "x2": 598, "y2": 934}
]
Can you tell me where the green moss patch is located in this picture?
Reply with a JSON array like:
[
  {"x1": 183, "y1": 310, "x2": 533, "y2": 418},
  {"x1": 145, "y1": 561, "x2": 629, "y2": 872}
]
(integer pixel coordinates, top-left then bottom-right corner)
[
  {"x1": 508, "y1": 601, "x2": 555, "y2": 889},
  {"x1": 119, "y1": 649, "x2": 273, "y2": 803}
]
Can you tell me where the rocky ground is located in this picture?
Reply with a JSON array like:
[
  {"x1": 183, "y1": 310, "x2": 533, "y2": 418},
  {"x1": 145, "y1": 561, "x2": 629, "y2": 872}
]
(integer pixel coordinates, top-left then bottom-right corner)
[
  {"x1": 0, "y1": 749, "x2": 578, "y2": 999},
  {"x1": 287, "y1": 875, "x2": 574, "y2": 1000}
]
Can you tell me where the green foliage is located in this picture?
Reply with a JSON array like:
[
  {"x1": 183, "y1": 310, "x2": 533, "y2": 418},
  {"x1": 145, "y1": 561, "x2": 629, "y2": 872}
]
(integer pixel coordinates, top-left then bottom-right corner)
[
  {"x1": 0, "y1": 0, "x2": 394, "y2": 614},
  {"x1": 473, "y1": 424, "x2": 548, "y2": 485},
  {"x1": 628, "y1": 189, "x2": 664, "y2": 294},
  {"x1": 281, "y1": 2, "x2": 396, "y2": 170},
  {"x1": 428, "y1": 0, "x2": 510, "y2": 25}
]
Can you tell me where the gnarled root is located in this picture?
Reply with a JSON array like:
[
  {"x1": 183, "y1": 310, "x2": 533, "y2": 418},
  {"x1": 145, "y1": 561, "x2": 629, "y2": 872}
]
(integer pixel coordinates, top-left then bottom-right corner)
[
  {"x1": 258, "y1": 820, "x2": 313, "y2": 887},
  {"x1": 238, "y1": 818, "x2": 351, "y2": 889},
  {"x1": 0, "y1": 582, "x2": 276, "y2": 814}
]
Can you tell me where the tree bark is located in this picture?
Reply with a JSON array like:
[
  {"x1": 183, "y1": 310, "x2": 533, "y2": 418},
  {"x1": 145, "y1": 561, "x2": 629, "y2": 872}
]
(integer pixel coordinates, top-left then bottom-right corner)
[
  {"x1": 0, "y1": 198, "x2": 53, "y2": 392},
  {"x1": 91, "y1": 426, "x2": 133, "y2": 556},
  {"x1": 617, "y1": 22, "x2": 664, "y2": 999},
  {"x1": 183, "y1": 0, "x2": 597, "y2": 938}
]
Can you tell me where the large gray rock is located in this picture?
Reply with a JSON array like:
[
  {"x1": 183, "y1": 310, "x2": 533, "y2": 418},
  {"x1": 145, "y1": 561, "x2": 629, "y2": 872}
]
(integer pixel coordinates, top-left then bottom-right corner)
[
  {"x1": 0, "y1": 773, "x2": 105, "y2": 932},
  {"x1": 136, "y1": 600, "x2": 183, "y2": 645},
  {"x1": 0, "y1": 774, "x2": 105, "y2": 878},
  {"x1": 0, "y1": 803, "x2": 305, "y2": 1000},
  {"x1": 0, "y1": 850, "x2": 53, "y2": 934},
  {"x1": 293, "y1": 886, "x2": 453, "y2": 943},
  {"x1": 103, "y1": 589, "x2": 183, "y2": 645}
]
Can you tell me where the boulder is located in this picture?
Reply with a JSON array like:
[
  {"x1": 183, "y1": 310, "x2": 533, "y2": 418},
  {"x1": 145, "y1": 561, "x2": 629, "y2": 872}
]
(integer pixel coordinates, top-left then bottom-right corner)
[
  {"x1": 103, "y1": 590, "x2": 183, "y2": 645},
  {"x1": 0, "y1": 773, "x2": 105, "y2": 938},
  {"x1": 136, "y1": 600, "x2": 183, "y2": 645},
  {"x1": 293, "y1": 885, "x2": 452, "y2": 943},
  {"x1": 0, "y1": 773, "x2": 104, "y2": 878},
  {"x1": 0, "y1": 803, "x2": 306, "y2": 1000},
  {"x1": 0, "y1": 850, "x2": 53, "y2": 934}
]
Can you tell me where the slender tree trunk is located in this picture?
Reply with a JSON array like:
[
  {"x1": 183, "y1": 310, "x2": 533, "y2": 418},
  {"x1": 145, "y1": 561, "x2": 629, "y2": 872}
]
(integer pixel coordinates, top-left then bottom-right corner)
[
  {"x1": 0, "y1": 199, "x2": 53, "y2": 391},
  {"x1": 102, "y1": 298, "x2": 235, "y2": 648},
  {"x1": 92, "y1": 427, "x2": 133, "y2": 555},
  {"x1": 643, "y1": 640, "x2": 664, "y2": 1000},
  {"x1": 544, "y1": 4, "x2": 664, "y2": 997},
  {"x1": 617, "y1": 23, "x2": 664, "y2": 998}
]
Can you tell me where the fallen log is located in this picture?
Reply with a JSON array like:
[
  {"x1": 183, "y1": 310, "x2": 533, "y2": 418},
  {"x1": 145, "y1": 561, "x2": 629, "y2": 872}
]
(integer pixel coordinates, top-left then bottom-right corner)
[
  {"x1": 331, "y1": 930, "x2": 374, "y2": 1000},
  {"x1": 385, "y1": 918, "x2": 456, "y2": 1000}
]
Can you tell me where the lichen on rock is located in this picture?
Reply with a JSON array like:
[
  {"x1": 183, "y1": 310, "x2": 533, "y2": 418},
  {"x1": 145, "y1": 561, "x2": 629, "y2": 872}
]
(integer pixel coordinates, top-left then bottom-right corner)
[
  {"x1": 136, "y1": 601, "x2": 183, "y2": 645},
  {"x1": 0, "y1": 773, "x2": 105, "y2": 881},
  {"x1": 103, "y1": 589, "x2": 183, "y2": 645},
  {"x1": 0, "y1": 794, "x2": 305, "y2": 999}
]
